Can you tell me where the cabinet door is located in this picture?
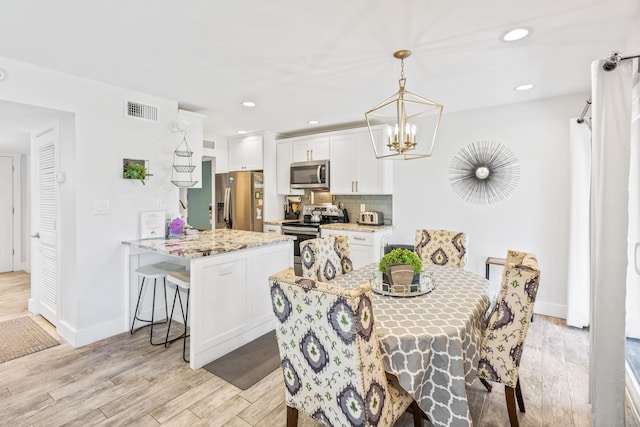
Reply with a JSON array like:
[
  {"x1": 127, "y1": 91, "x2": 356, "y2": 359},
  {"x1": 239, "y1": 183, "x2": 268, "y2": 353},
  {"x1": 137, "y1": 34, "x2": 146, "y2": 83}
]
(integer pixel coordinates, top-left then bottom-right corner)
[
  {"x1": 228, "y1": 135, "x2": 263, "y2": 171},
  {"x1": 292, "y1": 136, "x2": 330, "y2": 162},
  {"x1": 350, "y1": 244, "x2": 374, "y2": 270},
  {"x1": 329, "y1": 134, "x2": 359, "y2": 194},
  {"x1": 354, "y1": 129, "x2": 393, "y2": 194},
  {"x1": 276, "y1": 142, "x2": 292, "y2": 195}
]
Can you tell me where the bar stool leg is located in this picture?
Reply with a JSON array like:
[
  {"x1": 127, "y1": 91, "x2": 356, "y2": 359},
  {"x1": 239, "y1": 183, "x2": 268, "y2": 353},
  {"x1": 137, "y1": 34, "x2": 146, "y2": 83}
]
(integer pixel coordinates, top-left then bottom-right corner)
[
  {"x1": 182, "y1": 289, "x2": 190, "y2": 362},
  {"x1": 165, "y1": 286, "x2": 190, "y2": 362},
  {"x1": 131, "y1": 277, "x2": 146, "y2": 334}
]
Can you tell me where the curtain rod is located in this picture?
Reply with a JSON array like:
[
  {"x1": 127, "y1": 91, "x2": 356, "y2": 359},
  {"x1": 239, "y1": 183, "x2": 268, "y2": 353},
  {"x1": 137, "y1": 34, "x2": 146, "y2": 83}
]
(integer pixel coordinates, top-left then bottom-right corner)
[{"x1": 576, "y1": 53, "x2": 640, "y2": 124}]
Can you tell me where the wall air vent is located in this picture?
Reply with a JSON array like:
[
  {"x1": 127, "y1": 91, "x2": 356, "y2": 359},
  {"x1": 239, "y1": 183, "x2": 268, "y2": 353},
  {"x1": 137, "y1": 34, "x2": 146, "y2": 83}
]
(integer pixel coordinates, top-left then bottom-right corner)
[{"x1": 125, "y1": 100, "x2": 159, "y2": 122}]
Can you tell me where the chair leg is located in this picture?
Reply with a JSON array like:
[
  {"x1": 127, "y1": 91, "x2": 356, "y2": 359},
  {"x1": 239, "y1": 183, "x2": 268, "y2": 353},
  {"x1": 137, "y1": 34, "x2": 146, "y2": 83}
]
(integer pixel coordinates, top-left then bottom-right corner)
[
  {"x1": 515, "y1": 378, "x2": 525, "y2": 413},
  {"x1": 480, "y1": 377, "x2": 493, "y2": 392},
  {"x1": 411, "y1": 401, "x2": 424, "y2": 426},
  {"x1": 286, "y1": 405, "x2": 298, "y2": 427},
  {"x1": 505, "y1": 385, "x2": 520, "y2": 427}
]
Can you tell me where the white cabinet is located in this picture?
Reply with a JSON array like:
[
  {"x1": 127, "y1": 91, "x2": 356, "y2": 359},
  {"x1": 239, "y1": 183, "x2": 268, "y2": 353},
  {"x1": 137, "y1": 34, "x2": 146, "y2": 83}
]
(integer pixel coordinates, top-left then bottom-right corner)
[
  {"x1": 330, "y1": 128, "x2": 393, "y2": 195},
  {"x1": 292, "y1": 136, "x2": 330, "y2": 162},
  {"x1": 321, "y1": 227, "x2": 393, "y2": 269},
  {"x1": 228, "y1": 134, "x2": 263, "y2": 171},
  {"x1": 263, "y1": 224, "x2": 282, "y2": 234},
  {"x1": 276, "y1": 142, "x2": 303, "y2": 195}
]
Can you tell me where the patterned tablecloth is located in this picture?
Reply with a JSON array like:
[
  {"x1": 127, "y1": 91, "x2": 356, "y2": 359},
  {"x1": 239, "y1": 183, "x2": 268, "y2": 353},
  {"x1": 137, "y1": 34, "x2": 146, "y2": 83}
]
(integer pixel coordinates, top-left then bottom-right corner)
[{"x1": 331, "y1": 263, "x2": 490, "y2": 427}]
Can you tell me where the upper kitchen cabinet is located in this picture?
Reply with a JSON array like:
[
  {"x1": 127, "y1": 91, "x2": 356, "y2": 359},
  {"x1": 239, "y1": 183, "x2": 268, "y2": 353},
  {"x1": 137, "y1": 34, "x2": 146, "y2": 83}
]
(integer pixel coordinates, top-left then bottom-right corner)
[
  {"x1": 330, "y1": 127, "x2": 393, "y2": 195},
  {"x1": 291, "y1": 135, "x2": 330, "y2": 162},
  {"x1": 227, "y1": 134, "x2": 263, "y2": 171},
  {"x1": 276, "y1": 141, "x2": 303, "y2": 195}
]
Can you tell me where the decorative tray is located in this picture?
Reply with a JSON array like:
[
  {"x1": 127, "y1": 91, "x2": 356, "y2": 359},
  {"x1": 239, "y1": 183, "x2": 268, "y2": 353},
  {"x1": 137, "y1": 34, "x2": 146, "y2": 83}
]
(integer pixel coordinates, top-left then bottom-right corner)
[{"x1": 372, "y1": 280, "x2": 435, "y2": 298}]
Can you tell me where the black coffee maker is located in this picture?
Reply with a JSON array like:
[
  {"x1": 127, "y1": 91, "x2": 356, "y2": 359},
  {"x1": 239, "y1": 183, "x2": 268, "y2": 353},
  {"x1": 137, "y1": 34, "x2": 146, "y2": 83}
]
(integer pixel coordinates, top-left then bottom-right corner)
[{"x1": 284, "y1": 196, "x2": 301, "y2": 219}]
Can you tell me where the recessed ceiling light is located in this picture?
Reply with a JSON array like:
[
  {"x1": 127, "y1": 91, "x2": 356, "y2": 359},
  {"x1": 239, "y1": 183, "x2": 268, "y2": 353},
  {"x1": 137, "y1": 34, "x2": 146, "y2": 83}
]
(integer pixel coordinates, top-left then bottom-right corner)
[
  {"x1": 502, "y1": 28, "x2": 530, "y2": 42},
  {"x1": 308, "y1": 120, "x2": 319, "y2": 125},
  {"x1": 241, "y1": 101, "x2": 256, "y2": 107},
  {"x1": 515, "y1": 84, "x2": 535, "y2": 91},
  {"x1": 236, "y1": 130, "x2": 247, "y2": 134}
]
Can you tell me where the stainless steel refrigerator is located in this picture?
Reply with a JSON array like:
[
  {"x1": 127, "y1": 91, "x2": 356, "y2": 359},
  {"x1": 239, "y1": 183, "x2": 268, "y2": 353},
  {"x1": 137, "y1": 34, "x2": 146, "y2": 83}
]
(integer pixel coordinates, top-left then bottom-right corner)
[{"x1": 214, "y1": 171, "x2": 264, "y2": 231}]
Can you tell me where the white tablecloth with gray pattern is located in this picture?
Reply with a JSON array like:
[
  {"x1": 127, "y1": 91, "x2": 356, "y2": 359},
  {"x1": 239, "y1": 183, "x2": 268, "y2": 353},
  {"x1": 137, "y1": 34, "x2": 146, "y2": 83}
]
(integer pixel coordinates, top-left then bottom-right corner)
[{"x1": 331, "y1": 263, "x2": 490, "y2": 427}]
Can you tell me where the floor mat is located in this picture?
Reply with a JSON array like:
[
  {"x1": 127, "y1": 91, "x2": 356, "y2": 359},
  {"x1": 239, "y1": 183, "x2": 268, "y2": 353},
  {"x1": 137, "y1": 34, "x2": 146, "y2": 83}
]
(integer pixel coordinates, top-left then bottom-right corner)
[
  {"x1": 0, "y1": 316, "x2": 60, "y2": 364},
  {"x1": 203, "y1": 330, "x2": 280, "y2": 390}
]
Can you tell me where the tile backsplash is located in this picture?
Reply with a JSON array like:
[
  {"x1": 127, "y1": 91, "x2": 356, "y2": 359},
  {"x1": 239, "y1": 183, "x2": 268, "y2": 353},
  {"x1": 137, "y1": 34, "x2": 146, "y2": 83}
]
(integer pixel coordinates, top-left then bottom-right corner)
[
  {"x1": 334, "y1": 195, "x2": 393, "y2": 225},
  {"x1": 304, "y1": 191, "x2": 393, "y2": 224}
]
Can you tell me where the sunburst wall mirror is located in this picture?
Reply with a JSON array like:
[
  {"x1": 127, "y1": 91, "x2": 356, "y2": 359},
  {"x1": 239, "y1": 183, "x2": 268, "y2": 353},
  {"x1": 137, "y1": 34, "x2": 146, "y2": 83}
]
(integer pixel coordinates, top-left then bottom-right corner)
[{"x1": 449, "y1": 140, "x2": 520, "y2": 205}]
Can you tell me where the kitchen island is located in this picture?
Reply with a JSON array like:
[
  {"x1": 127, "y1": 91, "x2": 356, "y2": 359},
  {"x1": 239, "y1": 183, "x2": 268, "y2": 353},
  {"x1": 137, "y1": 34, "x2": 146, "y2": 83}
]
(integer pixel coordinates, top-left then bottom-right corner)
[{"x1": 124, "y1": 229, "x2": 295, "y2": 369}]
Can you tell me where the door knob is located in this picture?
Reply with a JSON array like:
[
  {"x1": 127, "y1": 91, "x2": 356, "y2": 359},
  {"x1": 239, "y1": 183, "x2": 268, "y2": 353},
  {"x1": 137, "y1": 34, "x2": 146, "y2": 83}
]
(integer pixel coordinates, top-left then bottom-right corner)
[{"x1": 31, "y1": 232, "x2": 40, "y2": 239}]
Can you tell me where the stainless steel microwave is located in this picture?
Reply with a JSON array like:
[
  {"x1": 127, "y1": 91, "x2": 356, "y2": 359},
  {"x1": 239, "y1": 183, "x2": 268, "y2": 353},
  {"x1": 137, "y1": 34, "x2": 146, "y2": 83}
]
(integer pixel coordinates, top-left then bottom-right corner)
[{"x1": 290, "y1": 160, "x2": 330, "y2": 189}]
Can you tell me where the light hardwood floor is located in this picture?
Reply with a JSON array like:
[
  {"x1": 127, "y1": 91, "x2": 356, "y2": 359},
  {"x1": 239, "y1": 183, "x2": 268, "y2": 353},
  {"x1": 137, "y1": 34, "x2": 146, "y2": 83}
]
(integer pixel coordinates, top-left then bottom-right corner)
[{"x1": 0, "y1": 270, "x2": 626, "y2": 426}]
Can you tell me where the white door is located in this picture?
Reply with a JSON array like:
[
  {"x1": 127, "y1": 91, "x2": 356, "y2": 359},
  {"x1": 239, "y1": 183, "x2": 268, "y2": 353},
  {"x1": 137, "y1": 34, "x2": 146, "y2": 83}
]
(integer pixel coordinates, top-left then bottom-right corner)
[
  {"x1": 0, "y1": 156, "x2": 13, "y2": 272},
  {"x1": 627, "y1": 83, "x2": 640, "y2": 339},
  {"x1": 31, "y1": 125, "x2": 59, "y2": 326}
]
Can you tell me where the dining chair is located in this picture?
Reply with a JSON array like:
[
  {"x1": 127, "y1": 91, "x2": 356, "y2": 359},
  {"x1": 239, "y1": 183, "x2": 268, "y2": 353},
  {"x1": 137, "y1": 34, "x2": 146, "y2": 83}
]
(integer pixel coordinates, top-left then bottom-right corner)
[
  {"x1": 477, "y1": 251, "x2": 540, "y2": 427},
  {"x1": 268, "y1": 271, "x2": 428, "y2": 426},
  {"x1": 299, "y1": 235, "x2": 353, "y2": 282},
  {"x1": 414, "y1": 229, "x2": 467, "y2": 269}
]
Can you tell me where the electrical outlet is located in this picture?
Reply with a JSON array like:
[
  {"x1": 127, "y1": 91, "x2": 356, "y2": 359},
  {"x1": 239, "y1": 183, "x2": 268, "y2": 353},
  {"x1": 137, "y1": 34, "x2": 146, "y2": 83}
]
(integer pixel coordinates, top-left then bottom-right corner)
[{"x1": 360, "y1": 204, "x2": 365, "y2": 212}]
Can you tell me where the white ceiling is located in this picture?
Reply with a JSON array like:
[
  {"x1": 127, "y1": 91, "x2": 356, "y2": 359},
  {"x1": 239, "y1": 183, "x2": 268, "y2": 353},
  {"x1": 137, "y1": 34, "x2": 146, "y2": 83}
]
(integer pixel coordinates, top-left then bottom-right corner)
[{"x1": 0, "y1": 0, "x2": 638, "y2": 144}]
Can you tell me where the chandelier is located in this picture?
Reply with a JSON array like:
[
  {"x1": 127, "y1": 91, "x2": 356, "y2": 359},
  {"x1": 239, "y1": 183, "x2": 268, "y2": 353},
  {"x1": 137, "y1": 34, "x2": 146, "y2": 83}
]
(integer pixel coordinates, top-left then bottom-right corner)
[{"x1": 366, "y1": 50, "x2": 443, "y2": 160}]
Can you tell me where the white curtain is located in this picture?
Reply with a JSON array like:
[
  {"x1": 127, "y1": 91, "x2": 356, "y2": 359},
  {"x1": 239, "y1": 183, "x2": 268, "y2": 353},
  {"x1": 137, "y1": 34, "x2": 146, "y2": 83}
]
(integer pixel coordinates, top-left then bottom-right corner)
[
  {"x1": 566, "y1": 119, "x2": 591, "y2": 328},
  {"x1": 590, "y1": 58, "x2": 633, "y2": 426}
]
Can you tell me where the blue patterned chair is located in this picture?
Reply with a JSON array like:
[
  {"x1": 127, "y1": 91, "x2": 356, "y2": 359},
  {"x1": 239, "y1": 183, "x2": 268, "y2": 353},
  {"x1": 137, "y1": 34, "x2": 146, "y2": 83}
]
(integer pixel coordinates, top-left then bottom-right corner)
[
  {"x1": 300, "y1": 235, "x2": 353, "y2": 282},
  {"x1": 269, "y1": 271, "x2": 427, "y2": 426},
  {"x1": 477, "y1": 251, "x2": 540, "y2": 427},
  {"x1": 414, "y1": 229, "x2": 467, "y2": 269}
]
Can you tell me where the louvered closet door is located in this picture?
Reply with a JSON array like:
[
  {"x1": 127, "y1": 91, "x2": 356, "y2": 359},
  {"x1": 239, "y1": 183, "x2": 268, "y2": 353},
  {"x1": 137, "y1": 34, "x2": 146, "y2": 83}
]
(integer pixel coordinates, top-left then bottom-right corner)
[{"x1": 33, "y1": 126, "x2": 59, "y2": 326}]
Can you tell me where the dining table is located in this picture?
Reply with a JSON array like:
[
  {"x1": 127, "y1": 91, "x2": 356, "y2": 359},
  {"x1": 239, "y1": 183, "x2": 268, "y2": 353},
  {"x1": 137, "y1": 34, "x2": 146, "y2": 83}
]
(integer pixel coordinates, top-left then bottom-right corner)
[{"x1": 330, "y1": 262, "x2": 491, "y2": 427}]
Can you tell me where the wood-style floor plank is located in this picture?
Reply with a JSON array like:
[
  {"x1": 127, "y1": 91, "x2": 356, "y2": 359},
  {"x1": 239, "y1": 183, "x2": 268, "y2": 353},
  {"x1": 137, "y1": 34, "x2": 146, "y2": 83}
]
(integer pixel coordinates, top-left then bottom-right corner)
[{"x1": 1, "y1": 270, "x2": 625, "y2": 427}]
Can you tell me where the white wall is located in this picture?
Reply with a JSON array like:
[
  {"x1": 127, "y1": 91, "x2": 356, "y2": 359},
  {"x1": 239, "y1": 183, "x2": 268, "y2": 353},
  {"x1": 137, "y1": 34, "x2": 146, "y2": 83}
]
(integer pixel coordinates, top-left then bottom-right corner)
[
  {"x1": 0, "y1": 56, "x2": 185, "y2": 346},
  {"x1": 391, "y1": 94, "x2": 584, "y2": 319}
]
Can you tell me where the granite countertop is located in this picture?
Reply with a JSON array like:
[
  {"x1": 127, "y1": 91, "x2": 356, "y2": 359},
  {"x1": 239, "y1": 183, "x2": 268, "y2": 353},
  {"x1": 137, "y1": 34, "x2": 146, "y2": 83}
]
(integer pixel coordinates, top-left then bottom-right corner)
[
  {"x1": 263, "y1": 219, "x2": 301, "y2": 225},
  {"x1": 124, "y1": 229, "x2": 295, "y2": 259},
  {"x1": 320, "y1": 223, "x2": 393, "y2": 232}
]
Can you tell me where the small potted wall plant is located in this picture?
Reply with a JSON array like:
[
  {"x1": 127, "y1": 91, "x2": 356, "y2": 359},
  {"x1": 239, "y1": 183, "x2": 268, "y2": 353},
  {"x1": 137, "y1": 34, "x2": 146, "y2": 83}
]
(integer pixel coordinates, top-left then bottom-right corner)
[
  {"x1": 123, "y1": 160, "x2": 148, "y2": 185},
  {"x1": 379, "y1": 248, "x2": 423, "y2": 293}
]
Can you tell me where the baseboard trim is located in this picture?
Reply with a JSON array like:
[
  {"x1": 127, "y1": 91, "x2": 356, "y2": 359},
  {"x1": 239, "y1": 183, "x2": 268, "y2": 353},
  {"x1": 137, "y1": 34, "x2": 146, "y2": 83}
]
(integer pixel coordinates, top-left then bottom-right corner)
[
  {"x1": 626, "y1": 362, "x2": 640, "y2": 424},
  {"x1": 533, "y1": 301, "x2": 566, "y2": 319},
  {"x1": 57, "y1": 317, "x2": 127, "y2": 348}
]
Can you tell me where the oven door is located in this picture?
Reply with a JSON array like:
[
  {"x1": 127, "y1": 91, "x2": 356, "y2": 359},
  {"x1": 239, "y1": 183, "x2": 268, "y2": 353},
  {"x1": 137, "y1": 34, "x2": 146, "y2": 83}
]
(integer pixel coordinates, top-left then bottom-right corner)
[{"x1": 282, "y1": 225, "x2": 319, "y2": 275}]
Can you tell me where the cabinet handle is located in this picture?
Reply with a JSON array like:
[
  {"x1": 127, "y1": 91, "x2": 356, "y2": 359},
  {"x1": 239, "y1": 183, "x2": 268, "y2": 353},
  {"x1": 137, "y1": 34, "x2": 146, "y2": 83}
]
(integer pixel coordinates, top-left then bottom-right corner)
[
  {"x1": 267, "y1": 229, "x2": 276, "y2": 233},
  {"x1": 354, "y1": 236, "x2": 366, "y2": 241},
  {"x1": 307, "y1": 150, "x2": 311, "y2": 161},
  {"x1": 356, "y1": 181, "x2": 359, "y2": 192},
  {"x1": 311, "y1": 149, "x2": 313, "y2": 159},
  {"x1": 351, "y1": 181, "x2": 355, "y2": 192}
]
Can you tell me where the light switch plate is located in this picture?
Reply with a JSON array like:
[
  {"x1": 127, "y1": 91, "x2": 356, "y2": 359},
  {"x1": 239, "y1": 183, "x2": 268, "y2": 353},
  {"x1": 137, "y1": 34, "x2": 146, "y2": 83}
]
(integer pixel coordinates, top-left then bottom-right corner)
[{"x1": 94, "y1": 200, "x2": 111, "y2": 215}]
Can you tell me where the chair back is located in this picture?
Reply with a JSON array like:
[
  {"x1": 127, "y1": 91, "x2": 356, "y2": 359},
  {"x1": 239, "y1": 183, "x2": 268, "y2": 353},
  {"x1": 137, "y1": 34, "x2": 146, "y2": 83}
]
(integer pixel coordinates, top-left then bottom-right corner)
[
  {"x1": 269, "y1": 272, "x2": 400, "y2": 426},
  {"x1": 414, "y1": 229, "x2": 467, "y2": 269},
  {"x1": 300, "y1": 235, "x2": 353, "y2": 282},
  {"x1": 478, "y1": 251, "x2": 540, "y2": 388}
]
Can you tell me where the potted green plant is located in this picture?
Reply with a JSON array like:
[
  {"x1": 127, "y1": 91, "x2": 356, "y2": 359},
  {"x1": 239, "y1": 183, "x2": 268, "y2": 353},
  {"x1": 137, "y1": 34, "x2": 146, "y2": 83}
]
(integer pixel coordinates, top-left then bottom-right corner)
[
  {"x1": 379, "y1": 248, "x2": 423, "y2": 292},
  {"x1": 123, "y1": 160, "x2": 148, "y2": 185}
]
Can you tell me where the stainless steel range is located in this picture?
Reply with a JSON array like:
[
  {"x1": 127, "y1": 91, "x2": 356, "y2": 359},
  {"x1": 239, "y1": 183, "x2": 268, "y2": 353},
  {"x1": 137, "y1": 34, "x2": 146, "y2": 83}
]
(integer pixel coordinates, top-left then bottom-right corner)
[{"x1": 281, "y1": 204, "x2": 346, "y2": 275}]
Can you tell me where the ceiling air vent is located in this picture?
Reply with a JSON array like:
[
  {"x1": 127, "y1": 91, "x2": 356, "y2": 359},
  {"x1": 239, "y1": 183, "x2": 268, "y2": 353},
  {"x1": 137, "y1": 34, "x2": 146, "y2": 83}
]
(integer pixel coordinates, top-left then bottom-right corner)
[{"x1": 125, "y1": 100, "x2": 158, "y2": 122}]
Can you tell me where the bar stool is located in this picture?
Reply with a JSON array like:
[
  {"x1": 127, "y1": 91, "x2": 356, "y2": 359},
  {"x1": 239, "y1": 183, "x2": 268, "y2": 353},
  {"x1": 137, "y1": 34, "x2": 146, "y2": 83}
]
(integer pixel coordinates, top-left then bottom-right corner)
[
  {"x1": 130, "y1": 262, "x2": 184, "y2": 345},
  {"x1": 165, "y1": 270, "x2": 191, "y2": 362}
]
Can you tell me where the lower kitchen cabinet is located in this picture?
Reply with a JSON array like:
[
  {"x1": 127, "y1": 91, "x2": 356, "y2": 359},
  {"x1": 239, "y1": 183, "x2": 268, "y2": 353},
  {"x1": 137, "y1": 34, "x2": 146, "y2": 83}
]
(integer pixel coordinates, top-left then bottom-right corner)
[{"x1": 321, "y1": 227, "x2": 393, "y2": 269}]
